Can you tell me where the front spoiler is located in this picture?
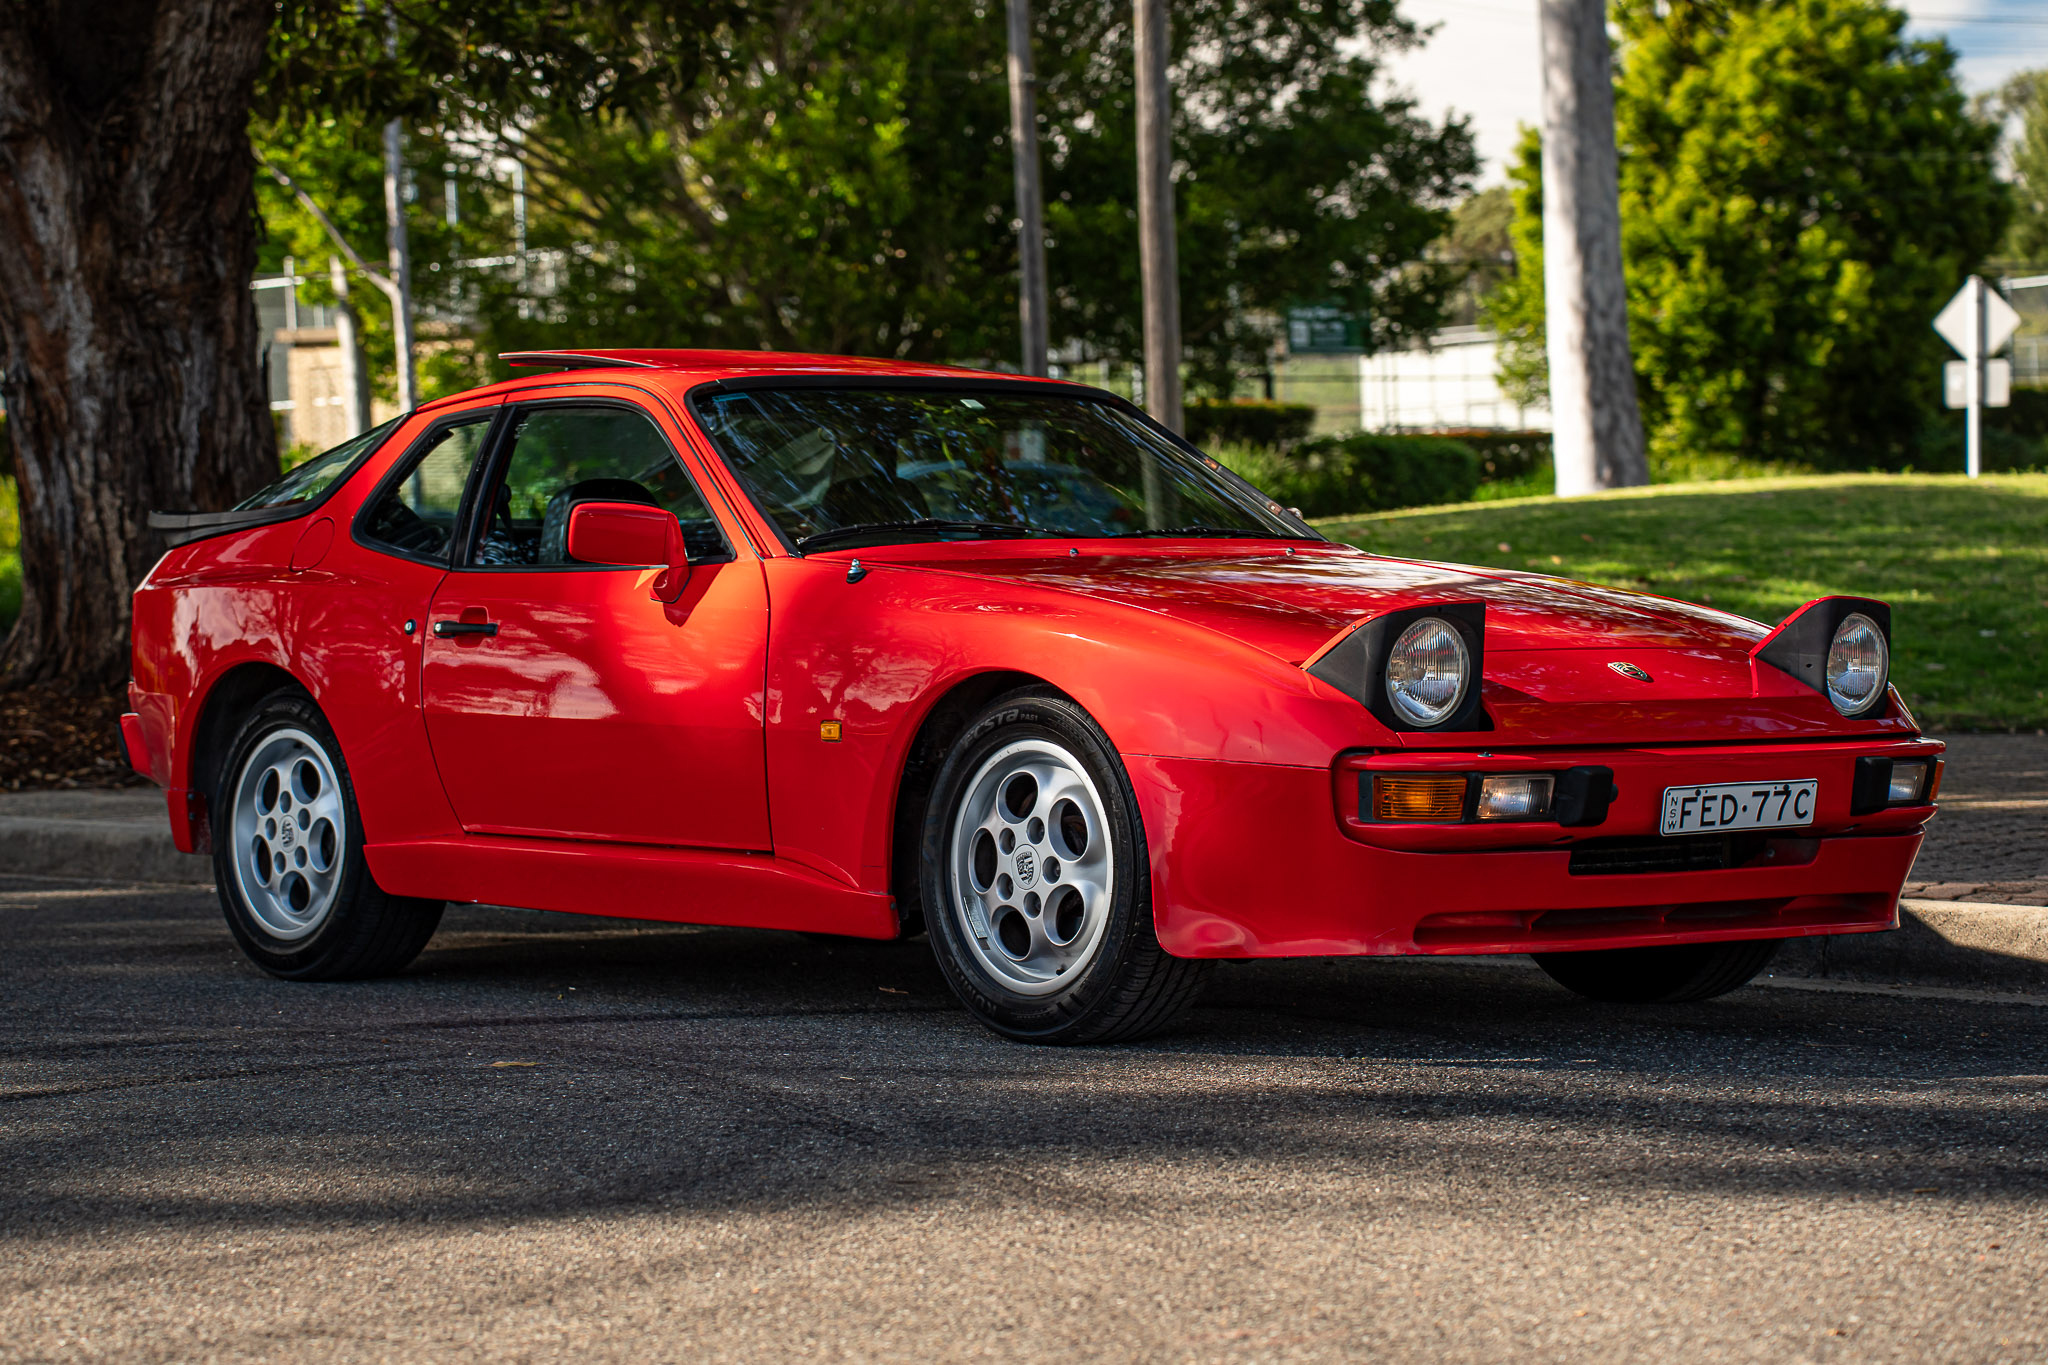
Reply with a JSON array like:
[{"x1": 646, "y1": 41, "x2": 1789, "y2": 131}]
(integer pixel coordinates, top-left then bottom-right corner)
[{"x1": 1132, "y1": 742, "x2": 1934, "y2": 959}]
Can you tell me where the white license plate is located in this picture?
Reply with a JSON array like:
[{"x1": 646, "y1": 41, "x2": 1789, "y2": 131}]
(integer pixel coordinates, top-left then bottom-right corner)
[{"x1": 1660, "y1": 780, "x2": 1817, "y2": 836}]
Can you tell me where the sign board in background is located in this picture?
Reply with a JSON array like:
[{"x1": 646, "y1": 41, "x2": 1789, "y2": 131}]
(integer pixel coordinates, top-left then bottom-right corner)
[
  {"x1": 1943, "y1": 359, "x2": 2011, "y2": 410},
  {"x1": 1286, "y1": 306, "x2": 1368, "y2": 355}
]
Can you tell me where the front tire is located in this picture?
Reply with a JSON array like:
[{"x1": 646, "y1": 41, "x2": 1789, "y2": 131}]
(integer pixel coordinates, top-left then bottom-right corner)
[
  {"x1": 919, "y1": 689, "x2": 1208, "y2": 1044},
  {"x1": 213, "y1": 690, "x2": 443, "y2": 981},
  {"x1": 1533, "y1": 938, "x2": 1782, "y2": 1003}
]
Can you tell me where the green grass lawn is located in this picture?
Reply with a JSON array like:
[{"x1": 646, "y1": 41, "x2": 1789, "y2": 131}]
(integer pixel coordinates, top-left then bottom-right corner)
[{"x1": 1317, "y1": 473, "x2": 2048, "y2": 732}]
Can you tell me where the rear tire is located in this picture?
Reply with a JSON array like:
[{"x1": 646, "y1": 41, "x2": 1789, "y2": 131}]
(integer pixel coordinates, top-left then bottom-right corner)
[
  {"x1": 212, "y1": 690, "x2": 443, "y2": 981},
  {"x1": 1533, "y1": 938, "x2": 1782, "y2": 1003},
  {"x1": 920, "y1": 688, "x2": 1208, "y2": 1044}
]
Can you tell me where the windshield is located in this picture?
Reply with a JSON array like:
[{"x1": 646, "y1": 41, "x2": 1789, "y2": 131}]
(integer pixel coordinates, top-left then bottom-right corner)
[
  {"x1": 691, "y1": 385, "x2": 1311, "y2": 550},
  {"x1": 233, "y1": 417, "x2": 402, "y2": 511}
]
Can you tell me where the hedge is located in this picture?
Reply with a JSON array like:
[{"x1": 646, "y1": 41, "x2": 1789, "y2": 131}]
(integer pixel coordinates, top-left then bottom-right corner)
[
  {"x1": 1185, "y1": 399, "x2": 1316, "y2": 451},
  {"x1": 1217, "y1": 432, "x2": 1481, "y2": 517},
  {"x1": 1427, "y1": 428, "x2": 1550, "y2": 483}
]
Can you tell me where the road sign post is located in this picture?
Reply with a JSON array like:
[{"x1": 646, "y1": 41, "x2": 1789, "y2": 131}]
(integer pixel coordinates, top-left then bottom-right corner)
[{"x1": 1933, "y1": 276, "x2": 2021, "y2": 479}]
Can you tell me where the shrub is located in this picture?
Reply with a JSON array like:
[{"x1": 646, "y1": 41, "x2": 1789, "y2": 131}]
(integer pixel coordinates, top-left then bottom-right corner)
[
  {"x1": 1185, "y1": 399, "x2": 1316, "y2": 451},
  {"x1": 1428, "y1": 428, "x2": 1550, "y2": 484},
  {"x1": 1215, "y1": 433, "x2": 1481, "y2": 517}
]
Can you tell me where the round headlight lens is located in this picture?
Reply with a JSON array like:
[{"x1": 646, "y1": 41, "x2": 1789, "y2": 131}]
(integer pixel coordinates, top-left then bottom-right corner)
[
  {"x1": 1825, "y1": 612, "x2": 1888, "y2": 716},
  {"x1": 1385, "y1": 617, "x2": 1471, "y2": 727}
]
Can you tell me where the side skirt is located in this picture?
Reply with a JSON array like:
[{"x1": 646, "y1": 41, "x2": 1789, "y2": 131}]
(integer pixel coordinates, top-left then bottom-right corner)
[{"x1": 365, "y1": 835, "x2": 900, "y2": 939}]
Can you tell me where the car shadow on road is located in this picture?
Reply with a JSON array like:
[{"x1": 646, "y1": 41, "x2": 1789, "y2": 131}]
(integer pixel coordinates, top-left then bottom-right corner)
[{"x1": 5, "y1": 891, "x2": 2048, "y2": 1239}]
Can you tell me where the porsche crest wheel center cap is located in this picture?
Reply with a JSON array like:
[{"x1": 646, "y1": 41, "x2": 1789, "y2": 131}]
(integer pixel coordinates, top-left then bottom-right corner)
[
  {"x1": 1014, "y1": 846, "x2": 1038, "y2": 888},
  {"x1": 1608, "y1": 661, "x2": 1653, "y2": 682}
]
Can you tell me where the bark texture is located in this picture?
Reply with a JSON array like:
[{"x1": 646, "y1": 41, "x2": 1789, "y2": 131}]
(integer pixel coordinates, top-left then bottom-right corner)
[
  {"x1": 0, "y1": 0, "x2": 277, "y2": 690},
  {"x1": 1538, "y1": 0, "x2": 1647, "y2": 495}
]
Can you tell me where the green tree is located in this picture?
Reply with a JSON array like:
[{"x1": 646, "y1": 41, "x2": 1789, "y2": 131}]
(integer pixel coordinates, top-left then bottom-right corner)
[
  {"x1": 1488, "y1": 0, "x2": 2007, "y2": 469},
  {"x1": 0, "y1": 1, "x2": 752, "y2": 689},
  {"x1": 441, "y1": 0, "x2": 1477, "y2": 396},
  {"x1": 1436, "y1": 185, "x2": 1515, "y2": 328},
  {"x1": 1985, "y1": 71, "x2": 2048, "y2": 266}
]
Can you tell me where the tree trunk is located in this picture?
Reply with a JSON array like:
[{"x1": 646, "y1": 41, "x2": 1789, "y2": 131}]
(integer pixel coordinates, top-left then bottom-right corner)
[
  {"x1": 0, "y1": 0, "x2": 278, "y2": 692},
  {"x1": 1538, "y1": 0, "x2": 1647, "y2": 495}
]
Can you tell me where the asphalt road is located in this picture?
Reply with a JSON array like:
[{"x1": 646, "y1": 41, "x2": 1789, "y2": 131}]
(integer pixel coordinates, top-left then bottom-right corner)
[{"x1": 4, "y1": 876, "x2": 2046, "y2": 1363}]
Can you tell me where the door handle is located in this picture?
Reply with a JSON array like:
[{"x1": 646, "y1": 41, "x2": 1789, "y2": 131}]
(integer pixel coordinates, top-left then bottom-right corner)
[{"x1": 431, "y1": 620, "x2": 498, "y2": 638}]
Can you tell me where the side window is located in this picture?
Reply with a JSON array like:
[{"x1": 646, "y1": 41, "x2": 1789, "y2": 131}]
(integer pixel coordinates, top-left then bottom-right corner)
[
  {"x1": 359, "y1": 417, "x2": 495, "y2": 561},
  {"x1": 472, "y1": 405, "x2": 732, "y2": 568}
]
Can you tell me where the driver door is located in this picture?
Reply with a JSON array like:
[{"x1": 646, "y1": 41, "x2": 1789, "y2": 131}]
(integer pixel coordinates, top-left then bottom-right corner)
[{"x1": 420, "y1": 397, "x2": 772, "y2": 850}]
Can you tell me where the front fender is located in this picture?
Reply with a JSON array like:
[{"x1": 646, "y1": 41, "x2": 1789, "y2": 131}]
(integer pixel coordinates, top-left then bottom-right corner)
[{"x1": 760, "y1": 556, "x2": 1383, "y2": 891}]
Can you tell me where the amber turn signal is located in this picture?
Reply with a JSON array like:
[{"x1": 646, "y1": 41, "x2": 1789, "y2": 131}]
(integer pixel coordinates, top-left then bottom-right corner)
[{"x1": 1373, "y1": 774, "x2": 1467, "y2": 821}]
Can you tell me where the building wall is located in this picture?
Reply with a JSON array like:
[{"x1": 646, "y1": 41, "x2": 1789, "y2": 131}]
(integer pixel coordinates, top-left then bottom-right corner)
[{"x1": 1355, "y1": 326, "x2": 1550, "y2": 433}]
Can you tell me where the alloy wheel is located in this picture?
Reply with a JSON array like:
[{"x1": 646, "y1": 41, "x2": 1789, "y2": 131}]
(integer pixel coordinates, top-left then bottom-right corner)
[
  {"x1": 948, "y1": 737, "x2": 1115, "y2": 996},
  {"x1": 229, "y1": 726, "x2": 348, "y2": 941}
]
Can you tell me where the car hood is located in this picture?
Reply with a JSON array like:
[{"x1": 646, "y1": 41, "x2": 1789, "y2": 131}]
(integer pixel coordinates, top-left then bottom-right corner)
[{"x1": 895, "y1": 544, "x2": 1772, "y2": 664}]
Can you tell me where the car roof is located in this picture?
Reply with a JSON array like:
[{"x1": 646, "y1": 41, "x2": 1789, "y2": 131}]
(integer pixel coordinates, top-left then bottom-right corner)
[{"x1": 416, "y1": 350, "x2": 1077, "y2": 413}]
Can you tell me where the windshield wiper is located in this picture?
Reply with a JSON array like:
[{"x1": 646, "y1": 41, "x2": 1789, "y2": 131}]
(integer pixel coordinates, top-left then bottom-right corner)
[
  {"x1": 1108, "y1": 525, "x2": 1281, "y2": 539},
  {"x1": 797, "y1": 518, "x2": 1045, "y2": 552}
]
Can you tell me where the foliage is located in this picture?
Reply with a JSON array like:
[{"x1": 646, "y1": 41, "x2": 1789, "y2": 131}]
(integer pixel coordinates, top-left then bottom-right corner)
[
  {"x1": 1215, "y1": 433, "x2": 1480, "y2": 516},
  {"x1": 259, "y1": 1, "x2": 758, "y2": 130},
  {"x1": 424, "y1": 0, "x2": 1476, "y2": 390},
  {"x1": 1318, "y1": 473, "x2": 2048, "y2": 730},
  {"x1": 1184, "y1": 400, "x2": 1316, "y2": 451},
  {"x1": 1484, "y1": 126, "x2": 1549, "y2": 408},
  {"x1": 1436, "y1": 186, "x2": 1515, "y2": 327},
  {"x1": 1915, "y1": 389, "x2": 2048, "y2": 473},
  {"x1": 0, "y1": 473, "x2": 15, "y2": 634},
  {"x1": 251, "y1": 1, "x2": 760, "y2": 406},
  {"x1": 1487, "y1": 0, "x2": 2008, "y2": 469},
  {"x1": 1441, "y1": 429, "x2": 1549, "y2": 483},
  {"x1": 1983, "y1": 70, "x2": 2048, "y2": 265}
]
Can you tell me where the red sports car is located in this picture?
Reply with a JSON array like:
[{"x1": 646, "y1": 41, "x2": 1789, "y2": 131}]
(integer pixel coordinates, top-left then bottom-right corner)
[{"x1": 126, "y1": 351, "x2": 1942, "y2": 1043}]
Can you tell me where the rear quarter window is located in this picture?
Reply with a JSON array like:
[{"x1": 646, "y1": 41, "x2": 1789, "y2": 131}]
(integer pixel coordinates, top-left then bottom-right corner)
[{"x1": 234, "y1": 418, "x2": 402, "y2": 511}]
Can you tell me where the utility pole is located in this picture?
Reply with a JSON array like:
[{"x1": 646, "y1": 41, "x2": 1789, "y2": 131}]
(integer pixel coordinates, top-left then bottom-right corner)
[
  {"x1": 382, "y1": 117, "x2": 418, "y2": 412},
  {"x1": 1133, "y1": 0, "x2": 1183, "y2": 435},
  {"x1": 1006, "y1": 0, "x2": 1049, "y2": 377},
  {"x1": 329, "y1": 256, "x2": 371, "y2": 438},
  {"x1": 1537, "y1": 0, "x2": 1646, "y2": 495}
]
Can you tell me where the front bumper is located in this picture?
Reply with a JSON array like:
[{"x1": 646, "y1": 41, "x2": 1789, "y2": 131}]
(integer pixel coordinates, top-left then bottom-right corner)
[{"x1": 1132, "y1": 736, "x2": 1941, "y2": 959}]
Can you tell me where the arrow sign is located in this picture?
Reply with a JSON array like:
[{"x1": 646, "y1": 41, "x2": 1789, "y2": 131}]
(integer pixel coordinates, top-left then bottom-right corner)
[{"x1": 1933, "y1": 278, "x2": 2020, "y2": 358}]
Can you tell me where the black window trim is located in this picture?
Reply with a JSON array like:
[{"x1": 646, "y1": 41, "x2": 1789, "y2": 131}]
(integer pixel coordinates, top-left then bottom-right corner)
[
  {"x1": 349, "y1": 406, "x2": 509, "y2": 568},
  {"x1": 680, "y1": 373, "x2": 1323, "y2": 555},
  {"x1": 446, "y1": 394, "x2": 737, "y2": 574},
  {"x1": 150, "y1": 414, "x2": 408, "y2": 550}
]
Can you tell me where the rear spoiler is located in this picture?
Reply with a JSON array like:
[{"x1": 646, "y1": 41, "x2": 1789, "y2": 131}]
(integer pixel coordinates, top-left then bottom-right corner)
[{"x1": 147, "y1": 504, "x2": 310, "y2": 549}]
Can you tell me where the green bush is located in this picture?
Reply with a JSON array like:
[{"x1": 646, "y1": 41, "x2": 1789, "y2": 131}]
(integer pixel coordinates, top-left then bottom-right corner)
[
  {"x1": 1911, "y1": 388, "x2": 2048, "y2": 473},
  {"x1": 1430, "y1": 428, "x2": 1550, "y2": 484},
  {"x1": 1216, "y1": 433, "x2": 1481, "y2": 517},
  {"x1": 1185, "y1": 399, "x2": 1316, "y2": 451}
]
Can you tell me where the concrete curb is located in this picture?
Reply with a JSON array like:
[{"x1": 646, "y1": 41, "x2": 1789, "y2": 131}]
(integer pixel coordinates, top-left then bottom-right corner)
[
  {"x1": 1775, "y1": 902, "x2": 2048, "y2": 992},
  {"x1": 3, "y1": 791, "x2": 2045, "y2": 990},
  {"x1": 0, "y1": 791, "x2": 212, "y2": 884}
]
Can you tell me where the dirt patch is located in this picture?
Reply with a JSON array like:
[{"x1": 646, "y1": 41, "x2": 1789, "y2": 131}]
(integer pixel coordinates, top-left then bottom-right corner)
[{"x1": 0, "y1": 688, "x2": 147, "y2": 791}]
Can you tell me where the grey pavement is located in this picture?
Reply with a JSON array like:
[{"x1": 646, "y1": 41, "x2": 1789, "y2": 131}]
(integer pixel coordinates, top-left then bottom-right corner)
[
  {"x1": 4, "y1": 875, "x2": 2048, "y2": 1361},
  {"x1": 1900, "y1": 733, "x2": 2048, "y2": 905}
]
